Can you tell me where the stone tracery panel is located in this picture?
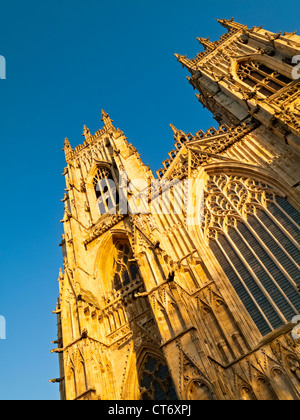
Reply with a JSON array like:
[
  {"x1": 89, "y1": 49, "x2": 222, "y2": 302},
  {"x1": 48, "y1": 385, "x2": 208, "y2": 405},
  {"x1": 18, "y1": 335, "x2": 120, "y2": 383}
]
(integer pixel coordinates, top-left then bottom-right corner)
[
  {"x1": 139, "y1": 355, "x2": 178, "y2": 400},
  {"x1": 236, "y1": 60, "x2": 293, "y2": 98},
  {"x1": 201, "y1": 174, "x2": 300, "y2": 336},
  {"x1": 93, "y1": 166, "x2": 119, "y2": 215},
  {"x1": 113, "y1": 242, "x2": 140, "y2": 291}
]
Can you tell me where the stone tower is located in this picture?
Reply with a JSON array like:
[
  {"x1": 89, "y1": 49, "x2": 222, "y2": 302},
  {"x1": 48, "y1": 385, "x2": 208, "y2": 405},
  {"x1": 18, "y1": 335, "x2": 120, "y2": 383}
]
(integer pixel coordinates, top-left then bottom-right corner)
[{"x1": 52, "y1": 20, "x2": 300, "y2": 400}]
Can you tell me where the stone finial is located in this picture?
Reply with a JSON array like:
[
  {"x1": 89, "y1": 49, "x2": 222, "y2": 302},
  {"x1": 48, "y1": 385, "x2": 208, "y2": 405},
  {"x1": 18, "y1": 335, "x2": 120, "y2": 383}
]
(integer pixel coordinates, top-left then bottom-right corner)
[
  {"x1": 82, "y1": 124, "x2": 92, "y2": 142},
  {"x1": 174, "y1": 53, "x2": 196, "y2": 73},
  {"x1": 58, "y1": 267, "x2": 64, "y2": 280},
  {"x1": 217, "y1": 18, "x2": 245, "y2": 31},
  {"x1": 101, "y1": 109, "x2": 114, "y2": 127},
  {"x1": 63, "y1": 137, "x2": 72, "y2": 154},
  {"x1": 170, "y1": 124, "x2": 181, "y2": 135},
  {"x1": 170, "y1": 124, "x2": 186, "y2": 141},
  {"x1": 197, "y1": 37, "x2": 215, "y2": 51},
  {"x1": 82, "y1": 125, "x2": 90, "y2": 137}
]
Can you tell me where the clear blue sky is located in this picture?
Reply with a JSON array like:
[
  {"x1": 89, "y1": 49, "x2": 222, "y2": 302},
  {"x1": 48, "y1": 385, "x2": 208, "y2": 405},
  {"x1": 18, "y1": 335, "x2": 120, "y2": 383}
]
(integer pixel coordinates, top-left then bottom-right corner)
[{"x1": 0, "y1": 0, "x2": 299, "y2": 400}]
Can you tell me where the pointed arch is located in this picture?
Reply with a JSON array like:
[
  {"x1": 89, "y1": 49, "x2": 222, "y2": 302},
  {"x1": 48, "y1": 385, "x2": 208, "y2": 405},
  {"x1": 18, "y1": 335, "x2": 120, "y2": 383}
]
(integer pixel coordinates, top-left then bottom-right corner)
[
  {"x1": 136, "y1": 346, "x2": 177, "y2": 401},
  {"x1": 105, "y1": 360, "x2": 117, "y2": 400},
  {"x1": 202, "y1": 161, "x2": 300, "y2": 211},
  {"x1": 121, "y1": 347, "x2": 139, "y2": 400},
  {"x1": 255, "y1": 376, "x2": 278, "y2": 400},
  {"x1": 230, "y1": 54, "x2": 294, "y2": 99},
  {"x1": 90, "y1": 357, "x2": 100, "y2": 396},
  {"x1": 93, "y1": 229, "x2": 140, "y2": 296},
  {"x1": 65, "y1": 357, "x2": 77, "y2": 400},
  {"x1": 190, "y1": 162, "x2": 300, "y2": 337},
  {"x1": 239, "y1": 385, "x2": 257, "y2": 400},
  {"x1": 85, "y1": 161, "x2": 119, "y2": 221},
  {"x1": 271, "y1": 367, "x2": 299, "y2": 400}
]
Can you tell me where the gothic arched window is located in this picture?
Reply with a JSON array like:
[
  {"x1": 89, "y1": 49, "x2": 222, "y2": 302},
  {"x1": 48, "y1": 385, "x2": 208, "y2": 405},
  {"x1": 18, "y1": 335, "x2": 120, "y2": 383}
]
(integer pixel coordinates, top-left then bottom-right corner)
[
  {"x1": 237, "y1": 61, "x2": 292, "y2": 98},
  {"x1": 139, "y1": 355, "x2": 177, "y2": 400},
  {"x1": 113, "y1": 243, "x2": 140, "y2": 291},
  {"x1": 202, "y1": 174, "x2": 300, "y2": 336},
  {"x1": 93, "y1": 166, "x2": 119, "y2": 215}
]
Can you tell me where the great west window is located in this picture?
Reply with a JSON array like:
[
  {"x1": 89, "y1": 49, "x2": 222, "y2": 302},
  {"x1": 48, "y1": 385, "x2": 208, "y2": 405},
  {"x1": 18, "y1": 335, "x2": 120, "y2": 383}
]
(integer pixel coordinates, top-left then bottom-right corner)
[{"x1": 202, "y1": 174, "x2": 300, "y2": 336}]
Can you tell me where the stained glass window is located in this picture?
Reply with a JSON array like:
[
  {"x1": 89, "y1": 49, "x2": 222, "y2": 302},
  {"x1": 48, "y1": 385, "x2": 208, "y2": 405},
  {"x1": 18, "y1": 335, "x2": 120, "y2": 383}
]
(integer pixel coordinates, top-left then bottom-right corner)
[{"x1": 203, "y1": 174, "x2": 300, "y2": 336}]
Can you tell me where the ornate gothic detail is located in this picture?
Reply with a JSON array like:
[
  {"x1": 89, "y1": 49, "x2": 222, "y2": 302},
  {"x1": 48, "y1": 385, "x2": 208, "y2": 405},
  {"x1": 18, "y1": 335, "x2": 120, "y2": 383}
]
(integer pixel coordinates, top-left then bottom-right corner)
[
  {"x1": 157, "y1": 121, "x2": 258, "y2": 179},
  {"x1": 55, "y1": 20, "x2": 300, "y2": 401},
  {"x1": 201, "y1": 174, "x2": 280, "y2": 242},
  {"x1": 139, "y1": 355, "x2": 177, "y2": 400},
  {"x1": 268, "y1": 81, "x2": 300, "y2": 134},
  {"x1": 83, "y1": 214, "x2": 126, "y2": 247},
  {"x1": 237, "y1": 61, "x2": 292, "y2": 98}
]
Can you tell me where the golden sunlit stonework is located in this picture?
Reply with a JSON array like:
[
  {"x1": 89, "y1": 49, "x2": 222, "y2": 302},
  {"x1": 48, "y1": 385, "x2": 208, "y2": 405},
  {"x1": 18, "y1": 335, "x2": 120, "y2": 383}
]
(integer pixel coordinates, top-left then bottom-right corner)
[{"x1": 52, "y1": 19, "x2": 300, "y2": 400}]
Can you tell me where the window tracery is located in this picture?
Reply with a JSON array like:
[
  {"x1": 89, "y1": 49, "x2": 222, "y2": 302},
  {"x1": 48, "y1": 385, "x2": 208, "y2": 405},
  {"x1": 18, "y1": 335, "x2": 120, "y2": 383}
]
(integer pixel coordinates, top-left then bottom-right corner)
[
  {"x1": 113, "y1": 243, "x2": 140, "y2": 291},
  {"x1": 202, "y1": 174, "x2": 300, "y2": 336},
  {"x1": 139, "y1": 355, "x2": 177, "y2": 400},
  {"x1": 237, "y1": 61, "x2": 292, "y2": 98},
  {"x1": 93, "y1": 166, "x2": 119, "y2": 214}
]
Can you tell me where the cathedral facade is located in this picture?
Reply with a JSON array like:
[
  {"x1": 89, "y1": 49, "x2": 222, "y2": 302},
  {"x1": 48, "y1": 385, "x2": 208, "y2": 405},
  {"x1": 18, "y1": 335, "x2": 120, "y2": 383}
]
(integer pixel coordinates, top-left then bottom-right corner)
[{"x1": 52, "y1": 19, "x2": 300, "y2": 400}]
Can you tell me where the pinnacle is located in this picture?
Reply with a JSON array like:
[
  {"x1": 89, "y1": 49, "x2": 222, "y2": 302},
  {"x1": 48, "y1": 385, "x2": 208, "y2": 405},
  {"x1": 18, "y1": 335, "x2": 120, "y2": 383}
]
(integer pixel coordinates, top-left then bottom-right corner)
[
  {"x1": 217, "y1": 17, "x2": 232, "y2": 23},
  {"x1": 197, "y1": 37, "x2": 210, "y2": 43},
  {"x1": 82, "y1": 125, "x2": 90, "y2": 137},
  {"x1": 64, "y1": 137, "x2": 71, "y2": 147},
  {"x1": 101, "y1": 109, "x2": 114, "y2": 126},
  {"x1": 174, "y1": 53, "x2": 188, "y2": 63},
  {"x1": 216, "y1": 17, "x2": 245, "y2": 31},
  {"x1": 174, "y1": 53, "x2": 183, "y2": 59},
  {"x1": 196, "y1": 37, "x2": 215, "y2": 51},
  {"x1": 217, "y1": 17, "x2": 234, "y2": 25},
  {"x1": 62, "y1": 137, "x2": 72, "y2": 153},
  {"x1": 101, "y1": 109, "x2": 109, "y2": 119},
  {"x1": 170, "y1": 124, "x2": 185, "y2": 137},
  {"x1": 174, "y1": 53, "x2": 196, "y2": 73}
]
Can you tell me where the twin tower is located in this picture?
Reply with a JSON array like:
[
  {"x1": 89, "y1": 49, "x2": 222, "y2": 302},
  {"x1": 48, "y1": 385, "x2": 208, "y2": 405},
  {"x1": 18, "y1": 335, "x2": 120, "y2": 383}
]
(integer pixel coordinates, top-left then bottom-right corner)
[{"x1": 51, "y1": 19, "x2": 300, "y2": 400}]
